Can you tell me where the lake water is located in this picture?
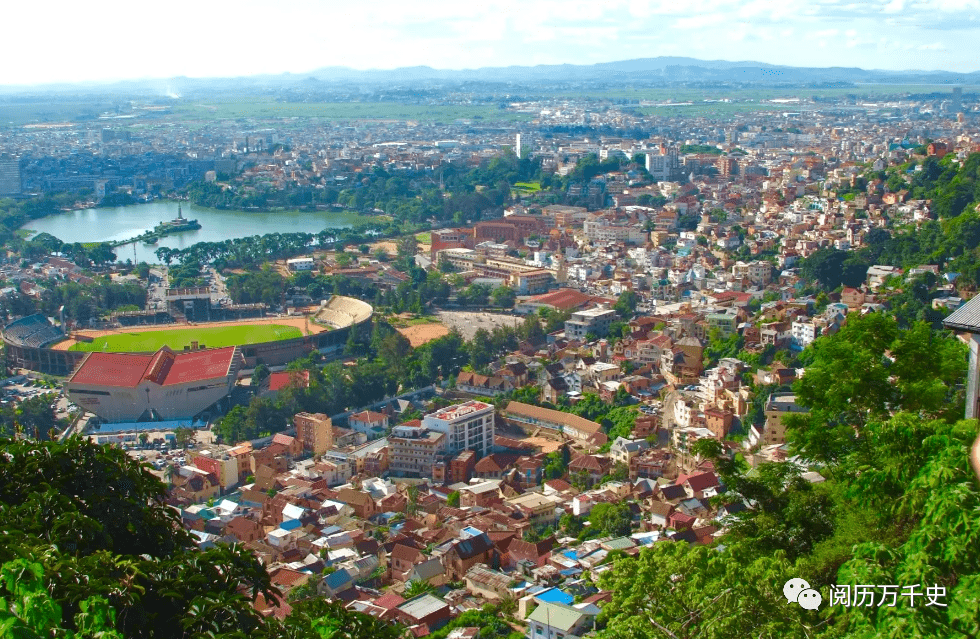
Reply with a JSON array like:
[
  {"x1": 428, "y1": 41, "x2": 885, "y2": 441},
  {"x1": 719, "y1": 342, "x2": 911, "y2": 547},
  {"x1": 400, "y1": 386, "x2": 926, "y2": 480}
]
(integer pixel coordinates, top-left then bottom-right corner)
[{"x1": 22, "y1": 200, "x2": 368, "y2": 263}]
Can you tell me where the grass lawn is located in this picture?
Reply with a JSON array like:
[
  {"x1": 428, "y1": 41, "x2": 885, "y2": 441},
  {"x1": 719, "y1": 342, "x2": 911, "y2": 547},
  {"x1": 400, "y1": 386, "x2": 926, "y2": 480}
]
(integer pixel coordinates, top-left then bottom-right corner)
[
  {"x1": 415, "y1": 232, "x2": 432, "y2": 244},
  {"x1": 69, "y1": 324, "x2": 303, "y2": 353},
  {"x1": 387, "y1": 313, "x2": 439, "y2": 328},
  {"x1": 514, "y1": 182, "x2": 541, "y2": 192}
]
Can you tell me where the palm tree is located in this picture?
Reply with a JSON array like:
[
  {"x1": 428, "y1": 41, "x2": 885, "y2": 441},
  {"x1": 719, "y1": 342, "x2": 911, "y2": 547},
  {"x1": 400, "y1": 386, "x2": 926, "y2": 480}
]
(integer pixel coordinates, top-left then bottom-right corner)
[
  {"x1": 403, "y1": 579, "x2": 434, "y2": 599},
  {"x1": 163, "y1": 464, "x2": 177, "y2": 488}
]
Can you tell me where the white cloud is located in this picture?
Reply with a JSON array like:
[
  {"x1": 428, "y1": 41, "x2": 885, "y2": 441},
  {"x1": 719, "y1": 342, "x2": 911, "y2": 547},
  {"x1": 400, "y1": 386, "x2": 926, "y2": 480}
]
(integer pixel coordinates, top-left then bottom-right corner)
[{"x1": 1, "y1": 0, "x2": 978, "y2": 84}]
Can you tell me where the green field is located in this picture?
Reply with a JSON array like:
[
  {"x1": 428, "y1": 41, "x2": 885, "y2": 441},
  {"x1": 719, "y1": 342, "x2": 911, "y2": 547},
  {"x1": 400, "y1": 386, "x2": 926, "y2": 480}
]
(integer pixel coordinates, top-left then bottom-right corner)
[
  {"x1": 514, "y1": 182, "x2": 541, "y2": 192},
  {"x1": 69, "y1": 324, "x2": 303, "y2": 353}
]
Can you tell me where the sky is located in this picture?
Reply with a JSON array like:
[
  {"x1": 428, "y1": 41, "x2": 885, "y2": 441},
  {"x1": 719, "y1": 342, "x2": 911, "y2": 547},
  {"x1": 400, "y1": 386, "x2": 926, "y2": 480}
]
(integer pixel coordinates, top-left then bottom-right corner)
[{"x1": 2, "y1": 0, "x2": 978, "y2": 86}]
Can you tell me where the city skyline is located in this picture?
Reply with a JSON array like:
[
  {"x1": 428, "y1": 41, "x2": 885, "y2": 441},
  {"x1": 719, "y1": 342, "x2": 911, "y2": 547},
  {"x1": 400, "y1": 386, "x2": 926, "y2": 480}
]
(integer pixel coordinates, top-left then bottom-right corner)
[{"x1": 3, "y1": 0, "x2": 979, "y2": 86}]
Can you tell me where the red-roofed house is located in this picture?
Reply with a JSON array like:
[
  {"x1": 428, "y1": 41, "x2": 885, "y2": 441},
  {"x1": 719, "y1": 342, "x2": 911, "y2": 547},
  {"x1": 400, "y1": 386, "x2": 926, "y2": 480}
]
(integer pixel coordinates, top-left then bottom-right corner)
[
  {"x1": 272, "y1": 433, "x2": 303, "y2": 458},
  {"x1": 679, "y1": 472, "x2": 721, "y2": 498},
  {"x1": 349, "y1": 410, "x2": 389, "y2": 437},
  {"x1": 65, "y1": 346, "x2": 244, "y2": 422},
  {"x1": 262, "y1": 370, "x2": 310, "y2": 398},
  {"x1": 507, "y1": 536, "x2": 555, "y2": 568}
]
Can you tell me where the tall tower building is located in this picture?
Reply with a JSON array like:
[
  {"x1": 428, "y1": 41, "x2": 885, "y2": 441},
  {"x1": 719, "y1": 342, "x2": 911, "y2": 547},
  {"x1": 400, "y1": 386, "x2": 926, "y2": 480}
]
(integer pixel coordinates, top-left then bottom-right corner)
[
  {"x1": 515, "y1": 133, "x2": 532, "y2": 159},
  {"x1": 951, "y1": 87, "x2": 963, "y2": 115},
  {"x1": 0, "y1": 154, "x2": 21, "y2": 196}
]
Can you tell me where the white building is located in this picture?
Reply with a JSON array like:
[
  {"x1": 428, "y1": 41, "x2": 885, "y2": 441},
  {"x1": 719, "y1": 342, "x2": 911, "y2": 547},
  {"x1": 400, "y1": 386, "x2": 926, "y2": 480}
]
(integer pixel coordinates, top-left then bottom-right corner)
[
  {"x1": 791, "y1": 321, "x2": 820, "y2": 349},
  {"x1": 286, "y1": 257, "x2": 315, "y2": 272},
  {"x1": 422, "y1": 400, "x2": 495, "y2": 457},
  {"x1": 565, "y1": 307, "x2": 618, "y2": 340}
]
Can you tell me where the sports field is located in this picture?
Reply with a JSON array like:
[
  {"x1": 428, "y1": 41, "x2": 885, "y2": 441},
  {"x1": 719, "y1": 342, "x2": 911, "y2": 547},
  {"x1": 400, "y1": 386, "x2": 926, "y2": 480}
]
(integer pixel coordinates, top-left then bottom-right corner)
[{"x1": 68, "y1": 323, "x2": 303, "y2": 353}]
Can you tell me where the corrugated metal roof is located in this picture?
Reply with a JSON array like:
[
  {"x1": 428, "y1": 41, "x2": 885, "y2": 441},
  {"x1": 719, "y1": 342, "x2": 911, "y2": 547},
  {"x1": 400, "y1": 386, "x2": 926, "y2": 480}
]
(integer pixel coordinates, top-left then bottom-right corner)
[
  {"x1": 526, "y1": 602, "x2": 586, "y2": 632},
  {"x1": 397, "y1": 593, "x2": 449, "y2": 620},
  {"x1": 943, "y1": 294, "x2": 980, "y2": 332}
]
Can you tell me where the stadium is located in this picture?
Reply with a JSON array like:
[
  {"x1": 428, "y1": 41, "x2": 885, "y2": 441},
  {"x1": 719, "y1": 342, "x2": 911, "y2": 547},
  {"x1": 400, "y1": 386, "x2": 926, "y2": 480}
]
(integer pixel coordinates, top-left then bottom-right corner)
[{"x1": 2, "y1": 295, "x2": 373, "y2": 377}]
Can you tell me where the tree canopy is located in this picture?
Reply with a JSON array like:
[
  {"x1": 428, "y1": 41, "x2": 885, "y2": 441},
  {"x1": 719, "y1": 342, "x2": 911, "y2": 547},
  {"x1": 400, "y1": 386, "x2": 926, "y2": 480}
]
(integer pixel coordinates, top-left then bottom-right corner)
[{"x1": 0, "y1": 437, "x2": 402, "y2": 638}]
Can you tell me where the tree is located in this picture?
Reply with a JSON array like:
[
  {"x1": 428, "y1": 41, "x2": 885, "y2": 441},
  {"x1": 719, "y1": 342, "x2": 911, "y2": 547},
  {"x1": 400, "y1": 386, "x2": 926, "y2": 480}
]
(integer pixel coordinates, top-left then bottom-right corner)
[
  {"x1": 252, "y1": 363, "x2": 271, "y2": 385},
  {"x1": 788, "y1": 314, "x2": 966, "y2": 462},
  {"x1": 613, "y1": 290, "x2": 639, "y2": 318},
  {"x1": 0, "y1": 437, "x2": 282, "y2": 638},
  {"x1": 596, "y1": 542, "x2": 814, "y2": 639},
  {"x1": 491, "y1": 285, "x2": 516, "y2": 308},
  {"x1": 271, "y1": 598, "x2": 402, "y2": 639},
  {"x1": 446, "y1": 491, "x2": 461, "y2": 508},
  {"x1": 174, "y1": 427, "x2": 195, "y2": 449},
  {"x1": 587, "y1": 502, "x2": 632, "y2": 537},
  {"x1": 403, "y1": 579, "x2": 435, "y2": 598}
]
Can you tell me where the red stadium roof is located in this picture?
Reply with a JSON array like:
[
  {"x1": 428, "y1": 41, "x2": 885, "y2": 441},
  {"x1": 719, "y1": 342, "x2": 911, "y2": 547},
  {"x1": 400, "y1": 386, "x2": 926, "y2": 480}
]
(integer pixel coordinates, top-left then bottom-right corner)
[{"x1": 69, "y1": 346, "x2": 238, "y2": 388}]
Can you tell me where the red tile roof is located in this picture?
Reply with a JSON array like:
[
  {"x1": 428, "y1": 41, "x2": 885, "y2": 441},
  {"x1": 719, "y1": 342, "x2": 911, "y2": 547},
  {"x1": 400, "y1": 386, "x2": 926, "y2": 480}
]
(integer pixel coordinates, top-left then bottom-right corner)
[
  {"x1": 69, "y1": 346, "x2": 238, "y2": 388},
  {"x1": 267, "y1": 369, "x2": 310, "y2": 392}
]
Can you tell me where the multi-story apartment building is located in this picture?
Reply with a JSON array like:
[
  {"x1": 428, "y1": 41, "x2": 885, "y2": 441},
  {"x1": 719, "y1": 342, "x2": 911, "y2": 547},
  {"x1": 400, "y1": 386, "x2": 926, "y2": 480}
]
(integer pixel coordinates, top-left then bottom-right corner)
[
  {"x1": 388, "y1": 425, "x2": 445, "y2": 476},
  {"x1": 294, "y1": 412, "x2": 334, "y2": 455},
  {"x1": 791, "y1": 321, "x2": 820, "y2": 350},
  {"x1": 565, "y1": 307, "x2": 618, "y2": 340},
  {"x1": 422, "y1": 401, "x2": 495, "y2": 457},
  {"x1": 582, "y1": 217, "x2": 646, "y2": 245}
]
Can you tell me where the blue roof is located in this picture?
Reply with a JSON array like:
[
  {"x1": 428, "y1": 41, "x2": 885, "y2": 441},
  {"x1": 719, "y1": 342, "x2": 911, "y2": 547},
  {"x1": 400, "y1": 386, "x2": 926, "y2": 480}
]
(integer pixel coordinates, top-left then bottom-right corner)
[
  {"x1": 536, "y1": 588, "x2": 574, "y2": 606},
  {"x1": 280, "y1": 518, "x2": 302, "y2": 531},
  {"x1": 563, "y1": 550, "x2": 579, "y2": 560},
  {"x1": 324, "y1": 568, "x2": 354, "y2": 590}
]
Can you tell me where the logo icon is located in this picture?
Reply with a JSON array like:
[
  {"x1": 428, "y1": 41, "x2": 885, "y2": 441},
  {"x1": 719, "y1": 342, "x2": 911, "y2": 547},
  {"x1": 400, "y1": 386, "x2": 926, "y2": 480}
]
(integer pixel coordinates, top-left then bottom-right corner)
[
  {"x1": 798, "y1": 588, "x2": 822, "y2": 610},
  {"x1": 783, "y1": 578, "x2": 810, "y2": 604}
]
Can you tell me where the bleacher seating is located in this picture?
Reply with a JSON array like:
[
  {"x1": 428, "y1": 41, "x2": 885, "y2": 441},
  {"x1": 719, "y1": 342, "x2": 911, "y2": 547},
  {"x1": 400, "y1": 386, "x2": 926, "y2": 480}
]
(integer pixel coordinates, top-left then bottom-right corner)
[
  {"x1": 314, "y1": 296, "x2": 373, "y2": 328},
  {"x1": 2, "y1": 314, "x2": 64, "y2": 348}
]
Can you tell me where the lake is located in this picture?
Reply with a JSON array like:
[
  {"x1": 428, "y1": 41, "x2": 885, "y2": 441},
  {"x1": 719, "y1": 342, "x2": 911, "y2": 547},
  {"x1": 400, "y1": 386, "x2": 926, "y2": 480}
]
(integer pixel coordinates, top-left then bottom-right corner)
[{"x1": 22, "y1": 200, "x2": 369, "y2": 263}]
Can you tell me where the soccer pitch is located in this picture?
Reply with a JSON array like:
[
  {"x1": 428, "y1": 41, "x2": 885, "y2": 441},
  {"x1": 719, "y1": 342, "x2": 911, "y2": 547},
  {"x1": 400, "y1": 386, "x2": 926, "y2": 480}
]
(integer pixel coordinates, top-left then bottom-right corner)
[{"x1": 69, "y1": 324, "x2": 303, "y2": 352}]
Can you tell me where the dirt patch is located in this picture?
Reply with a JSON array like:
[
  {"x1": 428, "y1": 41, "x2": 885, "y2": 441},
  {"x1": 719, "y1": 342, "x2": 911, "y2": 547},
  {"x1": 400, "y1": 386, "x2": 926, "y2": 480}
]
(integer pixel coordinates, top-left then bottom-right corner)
[
  {"x1": 397, "y1": 323, "x2": 450, "y2": 347},
  {"x1": 370, "y1": 241, "x2": 400, "y2": 257},
  {"x1": 515, "y1": 435, "x2": 565, "y2": 454}
]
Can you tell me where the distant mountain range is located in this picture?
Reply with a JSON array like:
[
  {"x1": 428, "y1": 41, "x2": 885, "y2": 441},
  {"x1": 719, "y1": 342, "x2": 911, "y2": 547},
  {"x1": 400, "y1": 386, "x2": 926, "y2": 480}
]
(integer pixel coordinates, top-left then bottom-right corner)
[
  {"x1": 4, "y1": 57, "x2": 979, "y2": 94},
  {"x1": 299, "y1": 57, "x2": 980, "y2": 85}
]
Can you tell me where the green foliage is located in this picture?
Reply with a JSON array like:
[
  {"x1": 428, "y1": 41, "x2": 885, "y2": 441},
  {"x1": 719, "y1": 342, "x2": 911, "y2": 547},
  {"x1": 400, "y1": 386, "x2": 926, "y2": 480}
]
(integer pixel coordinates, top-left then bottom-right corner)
[
  {"x1": 587, "y1": 502, "x2": 633, "y2": 537},
  {"x1": 491, "y1": 285, "x2": 517, "y2": 308},
  {"x1": 613, "y1": 290, "x2": 638, "y2": 319},
  {"x1": 271, "y1": 598, "x2": 402, "y2": 639},
  {"x1": 446, "y1": 491, "x2": 461, "y2": 508},
  {"x1": 598, "y1": 301, "x2": 980, "y2": 639},
  {"x1": 788, "y1": 314, "x2": 966, "y2": 463},
  {"x1": 799, "y1": 247, "x2": 869, "y2": 291},
  {"x1": 403, "y1": 579, "x2": 435, "y2": 599},
  {"x1": 597, "y1": 542, "x2": 813, "y2": 639},
  {"x1": 226, "y1": 267, "x2": 288, "y2": 307}
]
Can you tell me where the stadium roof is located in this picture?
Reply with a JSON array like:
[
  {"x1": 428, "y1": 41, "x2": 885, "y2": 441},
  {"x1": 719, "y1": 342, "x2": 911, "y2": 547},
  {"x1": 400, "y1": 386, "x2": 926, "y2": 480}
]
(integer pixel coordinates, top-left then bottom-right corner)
[{"x1": 68, "y1": 346, "x2": 238, "y2": 388}]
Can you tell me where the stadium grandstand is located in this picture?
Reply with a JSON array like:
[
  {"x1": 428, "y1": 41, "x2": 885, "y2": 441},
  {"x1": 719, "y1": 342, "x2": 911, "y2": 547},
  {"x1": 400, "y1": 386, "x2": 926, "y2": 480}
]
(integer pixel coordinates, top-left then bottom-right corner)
[
  {"x1": 65, "y1": 345, "x2": 244, "y2": 423},
  {"x1": 3, "y1": 314, "x2": 64, "y2": 348},
  {"x1": 315, "y1": 295, "x2": 373, "y2": 329},
  {"x1": 1, "y1": 315, "x2": 83, "y2": 376}
]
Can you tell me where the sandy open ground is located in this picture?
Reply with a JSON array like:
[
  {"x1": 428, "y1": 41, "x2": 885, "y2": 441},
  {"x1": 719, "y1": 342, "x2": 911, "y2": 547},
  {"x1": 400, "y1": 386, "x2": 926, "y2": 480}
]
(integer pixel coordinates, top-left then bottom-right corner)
[
  {"x1": 436, "y1": 310, "x2": 524, "y2": 341},
  {"x1": 516, "y1": 435, "x2": 565, "y2": 454},
  {"x1": 396, "y1": 322, "x2": 451, "y2": 347},
  {"x1": 51, "y1": 315, "x2": 328, "y2": 351}
]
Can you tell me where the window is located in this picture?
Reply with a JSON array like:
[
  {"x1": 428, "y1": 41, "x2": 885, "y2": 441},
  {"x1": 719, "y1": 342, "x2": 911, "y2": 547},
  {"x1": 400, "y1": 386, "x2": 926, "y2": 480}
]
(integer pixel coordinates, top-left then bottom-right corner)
[{"x1": 536, "y1": 626, "x2": 544, "y2": 635}]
